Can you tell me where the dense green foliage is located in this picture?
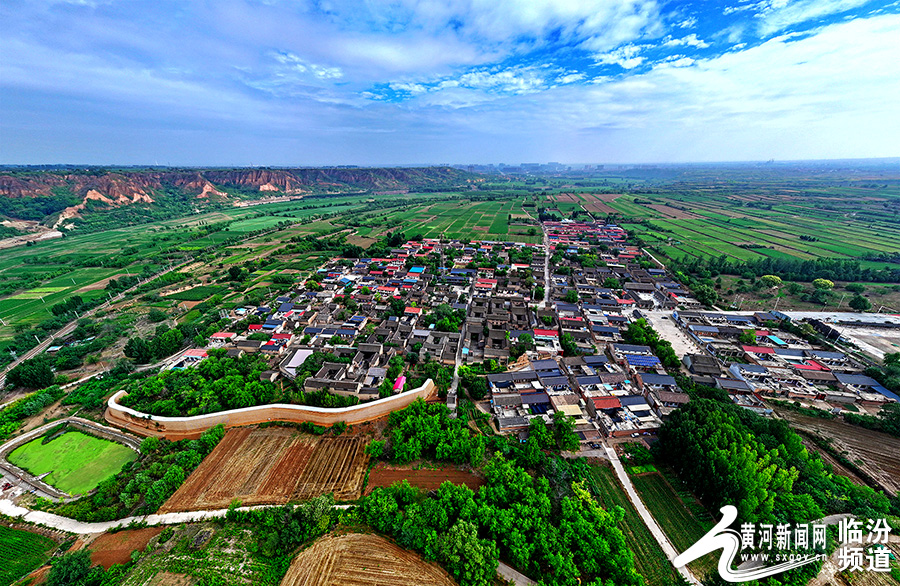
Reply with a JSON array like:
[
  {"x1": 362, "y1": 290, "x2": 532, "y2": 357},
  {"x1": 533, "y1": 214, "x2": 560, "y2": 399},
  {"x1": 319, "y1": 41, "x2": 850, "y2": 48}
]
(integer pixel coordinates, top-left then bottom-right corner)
[
  {"x1": 48, "y1": 425, "x2": 224, "y2": 521},
  {"x1": 119, "y1": 351, "x2": 281, "y2": 415},
  {"x1": 671, "y1": 254, "x2": 900, "y2": 284},
  {"x1": 6, "y1": 354, "x2": 55, "y2": 388},
  {"x1": 382, "y1": 399, "x2": 486, "y2": 466},
  {"x1": 658, "y1": 399, "x2": 896, "y2": 525},
  {"x1": 361, "y1": 400, "x2": 643, "y2": 586},
  {"x1": 0, "y1": 385, "x2": 65, "y2": 442},
  {"x1": 225, "y1": 494, "x2": 336, "y2": 558}
]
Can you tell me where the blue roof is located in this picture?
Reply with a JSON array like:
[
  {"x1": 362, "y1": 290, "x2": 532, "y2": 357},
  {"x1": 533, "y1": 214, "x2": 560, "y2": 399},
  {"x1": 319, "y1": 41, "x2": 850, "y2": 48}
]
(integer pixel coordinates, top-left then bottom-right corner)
[
  {"x1": 625, "y1": 354, "x2": 661, "y2": 367},
  {"x1": 278, "y1": 303, "x2": 293, "y2": 312},
  {"x1": 409, "y1": 266, "x2": 425, "y2": 273},
  {"x1": 768, "y1": 335, "x2": 787, "y2": 346}
]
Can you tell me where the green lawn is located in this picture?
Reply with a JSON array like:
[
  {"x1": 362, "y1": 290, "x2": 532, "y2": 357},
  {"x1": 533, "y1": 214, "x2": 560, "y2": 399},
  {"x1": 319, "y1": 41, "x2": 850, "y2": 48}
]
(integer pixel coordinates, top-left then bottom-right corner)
[
  {"x1": 0, "y1": 525, "x2": 57, "y2": 585},
  {"x1": 8, "y1": 431, "x2": 138, "y2": 495}
]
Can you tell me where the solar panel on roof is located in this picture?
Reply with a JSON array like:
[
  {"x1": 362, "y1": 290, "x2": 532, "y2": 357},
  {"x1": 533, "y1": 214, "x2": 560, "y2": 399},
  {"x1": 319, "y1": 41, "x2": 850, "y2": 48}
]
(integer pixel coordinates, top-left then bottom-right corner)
[{"x1": 625, "y1": 354, "x2": 661, "y2": 366}]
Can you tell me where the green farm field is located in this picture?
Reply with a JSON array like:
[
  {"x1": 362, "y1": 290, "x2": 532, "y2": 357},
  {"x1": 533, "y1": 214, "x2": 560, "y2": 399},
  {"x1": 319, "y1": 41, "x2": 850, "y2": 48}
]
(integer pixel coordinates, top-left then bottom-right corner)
[
  {"x1": 587, "y1": 463, "x2": 681, "y2": 585},
  {"x1": 632, "y1": 472, "x2": 718, "y2": 579},
  {"x1": 0, "y1": 525, "x2": 57, "y2": 586},
  {"x1": 8, "y1": 431, "x2": 137, "y2": 495}
]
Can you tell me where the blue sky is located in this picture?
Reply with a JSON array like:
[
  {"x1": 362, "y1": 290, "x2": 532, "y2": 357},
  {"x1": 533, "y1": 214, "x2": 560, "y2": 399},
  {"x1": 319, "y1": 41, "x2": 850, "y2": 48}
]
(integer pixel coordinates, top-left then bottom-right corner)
[{"x1": 2, "y1": 0, "x2": 899, "y2": 165}]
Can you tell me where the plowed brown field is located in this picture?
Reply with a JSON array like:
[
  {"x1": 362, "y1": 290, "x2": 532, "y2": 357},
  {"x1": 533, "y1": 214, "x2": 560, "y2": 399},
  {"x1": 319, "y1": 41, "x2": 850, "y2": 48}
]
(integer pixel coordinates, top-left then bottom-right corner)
[
  {"x1": 280, "y1": 533, "x2": 457, "y2": 586},
  {"x1": 159, "y1": 428, "x2": 368, "y2": 513},
  {"x1": 777, "y1": 408, "x2": 900, "y2": 495},
  {"x1": 90, "y1": 528, "x2": 164, "y2": 568},
  {"x1": 365, "y1": 463, "x2": 485, "y2": 495}
]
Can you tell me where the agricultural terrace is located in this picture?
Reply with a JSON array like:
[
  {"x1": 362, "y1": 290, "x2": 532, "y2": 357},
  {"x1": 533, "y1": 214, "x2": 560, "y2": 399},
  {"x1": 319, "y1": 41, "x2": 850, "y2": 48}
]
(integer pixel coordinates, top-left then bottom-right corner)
[
  {"x1": 159, "y1": 426, "x2": 369, "y2": 512},
  {"x1": 280, "y1": 533, "x2": 457, "y2": 586},
  {"x1": 7, "y1": 430, "x2": 137, "y2": 495},
  {"x1": 0, "y1": 525, "x2": 58, "y2": 586}
]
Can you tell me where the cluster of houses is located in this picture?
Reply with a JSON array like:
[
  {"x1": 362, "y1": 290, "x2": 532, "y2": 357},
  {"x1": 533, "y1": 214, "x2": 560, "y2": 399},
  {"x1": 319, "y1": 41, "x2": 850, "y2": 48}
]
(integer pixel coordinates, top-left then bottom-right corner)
[
  {"x1": 162, "y1": 220, "x2": 895, "y2": 444},
  {"x1": 677, "y1": 310, "x2": 899, "y2": 408}
]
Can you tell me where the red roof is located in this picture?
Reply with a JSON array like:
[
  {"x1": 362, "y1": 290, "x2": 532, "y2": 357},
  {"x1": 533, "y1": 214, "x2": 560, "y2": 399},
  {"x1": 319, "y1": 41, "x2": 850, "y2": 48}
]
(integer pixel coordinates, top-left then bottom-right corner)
[
  {"x1": 533, "y1": 329, "x2": 559, "y2": 337},
  {"x1": 248, "y1": 324, "x2": 263, "y2": 331},
  {"x1": 210, "y1": 332, "x2": 235, "y2": 339},
  {"x1": 616, "y1": 298, "x2": 635, "y2": 304},
  {"x1": 593, "y1": 396, "x2": 621, "y2": 410},
  {"x1": 271, "y1": 333, "x2": 292, "y2": 339},
  {"x1": 794, "y1": 360, "x2": 829, "y2": 371},
  {"x1": 183, "y1": 349, "x2": 208, "y2": 358},
  {"x1": 741, "y1": 345, "x2": 775, "y2": 354},
  {"x1": 405, "y1": 307, "x2": 422, "y2": 314}
]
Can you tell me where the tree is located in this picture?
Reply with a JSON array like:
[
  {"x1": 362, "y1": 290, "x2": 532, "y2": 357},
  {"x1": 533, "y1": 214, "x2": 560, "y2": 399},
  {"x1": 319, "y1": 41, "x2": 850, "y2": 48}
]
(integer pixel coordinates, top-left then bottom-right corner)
[
  {"x1": 760, "y1": 275, "x2": 782, "y2": 288},
  {"x1": 140, "y1": 436, "x2": 161, "y2": 453},
  {"x1": 124, "y1": 337, "x2": 153, "y2": 364},
  {"x1": 147, "y1": 308, "x2": 168, "y2": 323},
  {"x1": 560, "y1": 332, "x2": 578, "y2": 357},
  {"x1": 849, "y1": 295, "x2": 871, "y2": 312},
  {"x1": 436, "y1": 520, "x2": 499, "y2": 586},
  {"x1": 846, "y1": 283, "x2": 866, "y2": 294},
  {"x1": 564, "y1": 290, "x2": 579, "y2": 303},
  {"x1": 738, "y1": 329, "x2": 757, "y2": 345},
  {"x1": 693, "y1": 284, "x2": 718, "y2": 307},
  {"x1": 532, "y1": 286, "x2": 544, "y2": 301},
  {"x1": 603, "y1": 277, "x2": 621, "y2": 289},
  {"x1": 6, "y1": 355, "x2": 55, "y2": 389},
  {"x1": 812, "y1": 278, "x2": 834, "y2": 290},
  {"x1": 552, "y1": 410, "x2": 581, "y2": 451},
  {"x1": 47, "y1": 550, "x2": 95, "y2": 586}
]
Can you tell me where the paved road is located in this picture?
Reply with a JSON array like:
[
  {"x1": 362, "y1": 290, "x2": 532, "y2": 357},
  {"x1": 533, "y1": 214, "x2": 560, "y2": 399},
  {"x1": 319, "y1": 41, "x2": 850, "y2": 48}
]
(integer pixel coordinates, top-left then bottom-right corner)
[
  {"x1": 604, "y1": 444, "x2": 700, "y2": 585},
  {"x1": 0, "y1": 261, "x2": 189, "y2": 388},
  {"x1": 540, "y1": 226, "x2": 550, "y2": 310},
  {"x1": 498, "y1": 561, "x2": 537, "y2": 586}
]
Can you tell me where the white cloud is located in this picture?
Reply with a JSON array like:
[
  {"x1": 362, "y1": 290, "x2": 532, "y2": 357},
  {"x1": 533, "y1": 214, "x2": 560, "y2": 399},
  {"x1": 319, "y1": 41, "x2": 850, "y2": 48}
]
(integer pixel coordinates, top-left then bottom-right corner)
[
  {"x1": 754, "y1": 0, "x2": 875, "y2": 35},
  {"x1": 593, "y1": 44, "x2": 646, "y2": 69},
  {"x1": 663, "y1": 33, "x2": 710, "y2": 48},
  {"x1": 557, "y1": 72, "x2": 587, "y2": 84}
]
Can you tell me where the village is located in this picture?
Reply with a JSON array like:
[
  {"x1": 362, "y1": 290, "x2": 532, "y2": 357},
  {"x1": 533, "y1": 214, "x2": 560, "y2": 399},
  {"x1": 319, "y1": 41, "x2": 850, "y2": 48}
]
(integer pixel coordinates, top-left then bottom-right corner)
[{"x1": 164, "y1": 219, "x2": 898, "y2": 446}]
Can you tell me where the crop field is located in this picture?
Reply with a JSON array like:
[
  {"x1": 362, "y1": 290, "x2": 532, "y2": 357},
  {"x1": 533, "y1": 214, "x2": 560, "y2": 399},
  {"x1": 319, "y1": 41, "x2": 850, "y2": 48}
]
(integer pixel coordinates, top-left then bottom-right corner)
[
  {"x1": 0, "y1": 265, "x2": 148, "y2": 338},
  {"x1": 586, "y1": 462, "x2": 680, "y2": 585},
  {"x1": 279, "y1": 533, "x2": 457, "y2": 586},
  {"x1": 0, "y1": 525, "x2": 58, "y2": 586},
  {"x1": 618, "y1": 183, "x2": 900, "y2": 268},
  {"x1": 90, "y1": 527, "x2": 165, "y2": 568},
  {"x1": 774, "y1": 408, "x2": 900, "y2": 495},
  {"x1": 159, "y1": 427, "x2": 368, "y2": 513},
  {"x1": 632, "y1": 472, "x2": 717, "y2": 579},
  {"x1": 353, "y1": 196, "x2": 542, "y2": 244},
  {"x1": 365, "y1": 463, "x2": 485, "y2": 494},
  {"x1": 7, "y1": 430, "x2": 137, "y2": 495}
]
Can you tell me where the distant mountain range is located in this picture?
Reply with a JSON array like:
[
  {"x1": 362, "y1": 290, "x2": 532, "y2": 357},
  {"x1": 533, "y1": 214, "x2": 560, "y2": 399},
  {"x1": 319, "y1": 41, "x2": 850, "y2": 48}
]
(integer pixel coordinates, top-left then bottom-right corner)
[{"x1": 0, "y1": 167, "x2": 478, "y2": 229}]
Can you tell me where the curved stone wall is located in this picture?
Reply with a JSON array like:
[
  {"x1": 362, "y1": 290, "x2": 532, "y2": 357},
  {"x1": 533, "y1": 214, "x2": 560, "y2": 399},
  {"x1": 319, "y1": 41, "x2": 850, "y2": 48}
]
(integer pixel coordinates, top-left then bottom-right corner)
[{"x1": 104, "y1": 379, "x2": 436, "y2": 440}]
